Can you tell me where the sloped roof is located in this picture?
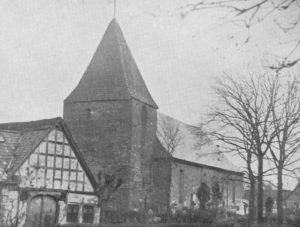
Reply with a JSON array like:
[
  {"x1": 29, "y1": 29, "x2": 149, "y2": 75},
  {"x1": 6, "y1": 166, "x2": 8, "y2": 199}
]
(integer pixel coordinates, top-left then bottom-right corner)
[
  {"x1": 285, "y1": 183, "x2": 300, "y2": 202},
  {"x1": 65, "y1": 19, "x2": 157, "y2": 109},
  {"x1": 0, "y1": 119, "x2": 52, "y2": 177},
  {"x1": 156, "y1": 112, "x2": 241, "y2": 173},
  {"x1": 0, "y1": 131, "x2": 21, "y2": 173},
  {"x1": 0, "y1": 118, "x2": 96, "y2": 187},
  {"x1": 0, "y1": 118, "x2": 60, "y2": 131},
  {"x1": 9, "y1": 129, "x2": 50, "y2": 174}
]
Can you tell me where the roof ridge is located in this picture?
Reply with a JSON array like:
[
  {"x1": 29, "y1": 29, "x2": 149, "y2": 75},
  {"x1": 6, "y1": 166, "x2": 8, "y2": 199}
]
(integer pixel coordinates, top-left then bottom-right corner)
[
  {"x1": 20, "y1": 125, "x2": 54, "y2": 133},
  {"x1": 0, "y1": 117, "x2": 62, "y2": 126},
  {"x1": 0, "y1": 129, "x2": 20, "y2": 134},
  {"x1": 0, "y1": 117, "x2": 62, "y2": 131},
  {"x1": 158, "y1": 112, "x2": 199, "y2": 129},
  {"x1": 115, "y1": 20, "x2": 132, "y2": 100}
]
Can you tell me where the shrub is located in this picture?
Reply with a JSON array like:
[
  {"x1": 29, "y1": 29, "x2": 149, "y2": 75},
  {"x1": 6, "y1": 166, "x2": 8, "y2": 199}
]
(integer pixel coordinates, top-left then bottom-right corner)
[
  {"x1": 286, "y1": 210, "x2": 300, "y2": 227},
  {"x1": 170, "y1": 207, "x2": 218, "y2": 224}
]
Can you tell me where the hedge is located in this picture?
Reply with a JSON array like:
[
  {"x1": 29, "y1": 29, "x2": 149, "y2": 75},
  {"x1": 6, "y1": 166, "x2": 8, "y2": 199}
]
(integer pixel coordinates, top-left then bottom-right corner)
[{"x1": 54, "y1": 223, "x2": 235, "y2": 227}]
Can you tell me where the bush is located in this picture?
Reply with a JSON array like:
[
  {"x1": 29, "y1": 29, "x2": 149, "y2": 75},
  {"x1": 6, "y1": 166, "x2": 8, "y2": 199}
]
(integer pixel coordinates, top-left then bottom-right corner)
[
  {"x1": 55, "y1": 224, "x2": 234, "y2": 227},
  {"x1": 170, "y1": 207, "x2": 218, "y2": 224},
  {"x1": 286, "y1": 210, "x2": 300, "y2": 227}
]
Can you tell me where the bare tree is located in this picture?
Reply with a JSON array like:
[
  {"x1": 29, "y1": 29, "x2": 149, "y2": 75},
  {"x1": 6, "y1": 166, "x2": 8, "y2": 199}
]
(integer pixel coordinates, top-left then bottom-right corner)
[
  {"x1": 157, "y1": 116, "x2": 184, "y2": 155},
  {"x1": 268, "y1": 75, "x2": 300, "y2": 225},
  {"x1": 95, "y1": 170, "x2": 123, "y2": 223},
  {"x1": 209, "y1": 74, "x2": 278, "y2": 224},
  {"x1": 179, "y1": 0, "x2": 300, "y2": 71}
]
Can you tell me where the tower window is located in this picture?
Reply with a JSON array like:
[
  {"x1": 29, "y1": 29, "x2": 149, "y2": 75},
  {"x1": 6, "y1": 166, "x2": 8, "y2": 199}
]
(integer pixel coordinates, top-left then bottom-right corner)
[
  {"x1": 86, "y1": 108, "x2": 93, "y2": 120},
  {"x1": 141, "y1": 106, "x2": 148, "y2": 145},
  {"x1": 141, "y1": 106, "x2": 148, "y2": 125}
]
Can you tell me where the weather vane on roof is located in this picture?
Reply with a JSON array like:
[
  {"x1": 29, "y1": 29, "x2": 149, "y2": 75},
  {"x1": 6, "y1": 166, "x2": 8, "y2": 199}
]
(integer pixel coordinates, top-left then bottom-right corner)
[{"x1": 114, "y1": 0, "x2": 117, "y2": 18}]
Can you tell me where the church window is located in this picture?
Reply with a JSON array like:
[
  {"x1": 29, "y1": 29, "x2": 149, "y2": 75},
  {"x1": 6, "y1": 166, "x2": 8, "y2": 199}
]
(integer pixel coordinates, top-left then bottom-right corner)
[
  {"x1": 83, "y1": 205, "x2": 94, "y2": 223},
  {"x1": 67, "y1": 204, "x2": 79, "y2": 222},
  {"x1": 179, "y1": 169, "x2": 184, "y2": 205},
  {"x1": 212, "y1": 182, "x2": 221, "y2": 200},
  {"x1": 232, "y1": 182, "x2": 236, "y2": 203}
]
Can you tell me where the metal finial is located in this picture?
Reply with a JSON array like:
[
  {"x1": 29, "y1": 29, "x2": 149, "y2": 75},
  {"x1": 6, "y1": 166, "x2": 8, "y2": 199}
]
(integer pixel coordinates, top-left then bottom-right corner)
[{"x1": 114, "y1": 0, "x2": 116, "y2": 18}]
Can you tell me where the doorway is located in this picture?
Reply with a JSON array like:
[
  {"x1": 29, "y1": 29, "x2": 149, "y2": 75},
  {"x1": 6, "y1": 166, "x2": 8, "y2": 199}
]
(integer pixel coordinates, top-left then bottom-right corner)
[{"x1": 25, "y1": 195, "x2": 58, "y2": 227}]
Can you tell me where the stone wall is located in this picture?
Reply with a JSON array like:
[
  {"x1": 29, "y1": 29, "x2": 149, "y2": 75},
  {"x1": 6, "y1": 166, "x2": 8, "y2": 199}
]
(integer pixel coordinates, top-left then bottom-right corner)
[
  {"x1": 64, "y1": 99, "x2": 159, "y2": 213},
  {"x1": 151, "y1": 140, "x2": 171, "y2": 214},
  {"x1": 129, "y1": 99, "x2": 157, "y2": 211},
  {"x1": 170, "y1": 161, "x2": 244, "y2": 212},
  {"x1": 64, "y1": 100, "x2": 132, "y2": 210}
]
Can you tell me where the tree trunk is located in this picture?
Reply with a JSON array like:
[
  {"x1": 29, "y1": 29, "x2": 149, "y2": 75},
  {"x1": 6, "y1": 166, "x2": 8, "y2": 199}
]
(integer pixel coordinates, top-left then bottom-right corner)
[
  {"x1": 246, "y1": 150, "x2": 256, "y2": 227},
  {"x1": 99, "y1": 202, "x2": 103, "y2": 224},
  {"x1": 257, "y1": 154, "x2": 264, "y2": 223},
  {"x1": 277, "y1": 164, "x2": 283, "y2": 225},
  {"x1": 248, "y1": 178, "x2": 256, "y2": 226}
]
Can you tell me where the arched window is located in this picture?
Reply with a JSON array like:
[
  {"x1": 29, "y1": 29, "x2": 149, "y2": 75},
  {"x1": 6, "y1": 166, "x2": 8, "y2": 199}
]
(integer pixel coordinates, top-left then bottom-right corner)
[
  {"x1": 179, "y1": 169, "x2": 184, "y2": 205},
  {"x1": 141, "y1": 105, "x2": 148, "y2": 145},
  {"x1": 212, "y1": 181, "x2": 222, "y2": 207},
  {"x1": 196, "y1": 182, "x2": 210, "y2": 209}
]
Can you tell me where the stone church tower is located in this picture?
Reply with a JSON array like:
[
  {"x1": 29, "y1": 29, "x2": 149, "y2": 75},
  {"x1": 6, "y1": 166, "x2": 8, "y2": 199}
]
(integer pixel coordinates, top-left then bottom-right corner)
[{"x1": 63, "y1": 19, "x2": 158, "y2": 211}]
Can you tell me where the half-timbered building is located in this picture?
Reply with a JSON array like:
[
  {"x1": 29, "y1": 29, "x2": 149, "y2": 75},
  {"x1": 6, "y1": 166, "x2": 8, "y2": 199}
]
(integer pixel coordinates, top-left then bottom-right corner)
[{"x1": 0, "y1": 118, "x2": 99, "y2": 227}]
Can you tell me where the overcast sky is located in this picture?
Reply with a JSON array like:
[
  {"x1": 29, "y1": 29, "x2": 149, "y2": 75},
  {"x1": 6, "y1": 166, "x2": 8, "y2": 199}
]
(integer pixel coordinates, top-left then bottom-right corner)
[{"x1": 1, "y1": 0, "x2": 299, "y2": 188}]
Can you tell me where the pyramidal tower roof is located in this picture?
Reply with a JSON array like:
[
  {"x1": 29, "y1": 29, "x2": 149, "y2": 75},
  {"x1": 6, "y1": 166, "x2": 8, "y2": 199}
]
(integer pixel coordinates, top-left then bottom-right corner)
[{"x1": 65, "y1": 19, "x2": 158, "y2": 109}]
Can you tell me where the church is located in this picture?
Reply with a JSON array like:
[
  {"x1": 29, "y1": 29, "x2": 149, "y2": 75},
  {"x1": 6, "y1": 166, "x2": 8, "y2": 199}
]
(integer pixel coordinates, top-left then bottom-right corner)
[{"x1": 0, "y1": 19, "x2": 243, "y2": 226}]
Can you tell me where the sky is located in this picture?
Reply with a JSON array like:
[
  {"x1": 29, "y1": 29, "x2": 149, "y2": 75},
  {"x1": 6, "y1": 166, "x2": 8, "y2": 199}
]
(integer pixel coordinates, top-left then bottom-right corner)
[{"x1": 0, "y1": 0, "x2": 300, "y2": 188}]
